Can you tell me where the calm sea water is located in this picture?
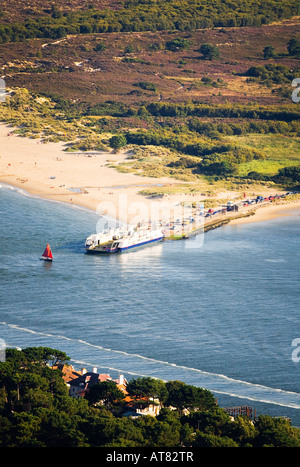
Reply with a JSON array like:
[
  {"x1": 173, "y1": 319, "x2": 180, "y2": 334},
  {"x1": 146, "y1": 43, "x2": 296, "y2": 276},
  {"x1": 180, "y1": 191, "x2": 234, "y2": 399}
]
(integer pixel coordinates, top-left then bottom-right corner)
[{"x1": 0, "y1": 183, "x2": 299, "y2": 425}]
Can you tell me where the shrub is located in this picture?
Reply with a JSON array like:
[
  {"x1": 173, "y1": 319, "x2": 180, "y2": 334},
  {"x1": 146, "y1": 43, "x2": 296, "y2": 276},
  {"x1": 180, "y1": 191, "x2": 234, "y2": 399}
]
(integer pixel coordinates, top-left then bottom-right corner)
[
  {"x1": 165, "y1": 38, "x2": 192, "y2": 51},
  {"x1": 109, "y1": 134, "x2": 127, "y2": 151},
  {"x1": 199, "y1": 43, "x2": 220, "y2": 60},
  {"x1": 94, "y1": 41, "x2": 106, "y2": 52},
  {"x1": 133, "y1": 81, "x2": 157, "y2": 92}
]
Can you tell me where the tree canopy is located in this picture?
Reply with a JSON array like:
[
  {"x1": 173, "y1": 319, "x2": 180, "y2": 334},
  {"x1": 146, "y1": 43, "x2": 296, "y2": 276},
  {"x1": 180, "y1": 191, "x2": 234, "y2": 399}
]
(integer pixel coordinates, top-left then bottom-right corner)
[
  {"x1": 0, "y1": 0, "x2": 298, "y2": 43},
  {"x1": 1, "y1": 347, "x2": 300, "y2": 447},
  {"x1": 85, "y1": 381, "x2": 125, "y2": 407},
  {"x1": 109, "y1": 134, "x2": 127, "y2": 152}
]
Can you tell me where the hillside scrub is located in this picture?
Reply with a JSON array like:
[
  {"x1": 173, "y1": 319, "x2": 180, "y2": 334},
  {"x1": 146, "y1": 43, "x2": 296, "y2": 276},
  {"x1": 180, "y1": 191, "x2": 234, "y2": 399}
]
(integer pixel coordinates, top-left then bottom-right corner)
[{"x1": 0, "y1": 0, "x2": 299, "y2": 43}]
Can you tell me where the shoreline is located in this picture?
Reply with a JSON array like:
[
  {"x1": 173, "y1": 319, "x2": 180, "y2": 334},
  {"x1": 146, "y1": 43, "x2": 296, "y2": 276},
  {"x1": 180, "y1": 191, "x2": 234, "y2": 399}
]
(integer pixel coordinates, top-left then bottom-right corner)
[
  {"x1": 0, "y1": 123, "x2": 179, "y2": 224},
  {"x1": 2, "y1": 179, "x2": 300, "y2": 230},
  {"x1": 1, "y1": 123, "x2": 300, "y2": 228},
  {"x1": 229, "y1": 202, "x2": 300, "y2": 225}
]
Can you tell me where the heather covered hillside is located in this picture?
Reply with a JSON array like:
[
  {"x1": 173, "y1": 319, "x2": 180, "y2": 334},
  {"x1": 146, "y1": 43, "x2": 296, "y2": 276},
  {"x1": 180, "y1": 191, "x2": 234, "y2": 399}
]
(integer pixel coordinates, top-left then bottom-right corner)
[{"x1": 0, "y1": 1, "x2": 299, "y2": 188}]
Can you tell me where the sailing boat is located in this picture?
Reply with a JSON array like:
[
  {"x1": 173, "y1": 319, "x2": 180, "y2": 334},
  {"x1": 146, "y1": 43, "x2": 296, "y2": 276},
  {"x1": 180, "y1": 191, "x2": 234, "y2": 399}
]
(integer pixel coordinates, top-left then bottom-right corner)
[{"x1": 40, "y1": 243, "x2": 53, "y2": 262}]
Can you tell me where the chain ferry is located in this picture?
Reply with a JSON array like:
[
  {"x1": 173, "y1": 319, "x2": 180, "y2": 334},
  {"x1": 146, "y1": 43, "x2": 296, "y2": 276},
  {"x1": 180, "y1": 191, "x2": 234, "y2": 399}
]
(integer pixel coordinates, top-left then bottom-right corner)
[{"x1": 85, "y1": 225, "x2": 164, "y2": 254}]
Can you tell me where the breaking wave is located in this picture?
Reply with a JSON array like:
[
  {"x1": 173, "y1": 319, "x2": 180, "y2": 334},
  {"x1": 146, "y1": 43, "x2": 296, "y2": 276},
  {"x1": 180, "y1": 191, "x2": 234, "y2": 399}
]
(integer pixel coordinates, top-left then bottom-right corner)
[{"x1": 1, "y1": 321, "x2": 300, "y2": 410}]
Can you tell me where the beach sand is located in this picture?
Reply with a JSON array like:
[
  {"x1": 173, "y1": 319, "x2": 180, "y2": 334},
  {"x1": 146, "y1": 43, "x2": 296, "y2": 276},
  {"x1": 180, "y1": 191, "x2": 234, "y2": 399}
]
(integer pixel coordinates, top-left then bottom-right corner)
[
  {"x1": 0, "y1": 123, "x2": 178, "y2": 223},
  {"x1": 230, "y1": 202, "x2": 300, "y2": 225},
  {"x1": 1, "y1": 123, "x2": 299, "y2": 226}
]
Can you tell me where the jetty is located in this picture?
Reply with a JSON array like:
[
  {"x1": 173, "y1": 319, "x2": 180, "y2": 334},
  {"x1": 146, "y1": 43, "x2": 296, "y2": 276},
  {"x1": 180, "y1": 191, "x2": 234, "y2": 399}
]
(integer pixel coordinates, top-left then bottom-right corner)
[{"x1": 162, "y1": 192, "x2": 297, "y2": 240}]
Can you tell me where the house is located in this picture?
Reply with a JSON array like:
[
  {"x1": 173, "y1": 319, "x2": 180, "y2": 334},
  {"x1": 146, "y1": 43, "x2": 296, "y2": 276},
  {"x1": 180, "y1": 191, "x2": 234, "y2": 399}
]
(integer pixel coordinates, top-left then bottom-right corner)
[
  {"x1": 113, "y1": 374, "x2": 128, "y2": 394},
  {"x1": 52, "y1": 363, "x2": 128, "y2": 399},
  {"x1": 66, "y1": 367, "x2": 128, "y2": 399},
  {"x1": 53, "y1": 364, "x2": 161, "y2": 416},
  {"x1": 122, "y1": 395, "x2": 162, "y2": 418},
  {"x1": 68, "y1": 367, "x2": 113, "y2": 398},
  {"x1": 52, "y1": 363, "x2": 85, "y2": 384}
]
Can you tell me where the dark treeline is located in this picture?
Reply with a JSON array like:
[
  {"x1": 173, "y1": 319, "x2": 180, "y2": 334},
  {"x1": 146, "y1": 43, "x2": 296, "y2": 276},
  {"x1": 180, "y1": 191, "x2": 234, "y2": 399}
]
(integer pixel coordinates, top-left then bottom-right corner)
[
  {"x1": 85, "y1": 100, "x2": 300, "y2": 126},
  {"x1": 188, "y1": 118, "x2": 300, "y2": 137},
  {"x1": 1, "y1": 347, "x2": 300, "y2": 447},
  {"x1": 145, "y1": 102, "x2": 300, "y2": 123},
  {"x1": 0, "y1": 0, "x2": 299, "y2": 43}
]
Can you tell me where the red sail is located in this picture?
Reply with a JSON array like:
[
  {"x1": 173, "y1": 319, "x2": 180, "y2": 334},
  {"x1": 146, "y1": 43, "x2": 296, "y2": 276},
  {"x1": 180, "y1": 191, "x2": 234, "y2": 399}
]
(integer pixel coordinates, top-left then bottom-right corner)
[{"x1": 42, "y1": 243, "x2": 53, "y2": 259}]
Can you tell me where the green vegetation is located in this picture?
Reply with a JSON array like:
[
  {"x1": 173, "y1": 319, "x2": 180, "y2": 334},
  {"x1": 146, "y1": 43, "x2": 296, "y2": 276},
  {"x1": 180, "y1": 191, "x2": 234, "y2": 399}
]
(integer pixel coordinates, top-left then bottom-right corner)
[
  {"x1": 94, "y1": 41, "x2": 106, "y2": 52},
  {"x1": 144, "y1": 101, "x2": 300, "y2": 122},
  {"x1": 1, "y1": 347, "x2": 300, "y2": 447},
  {"x1": 124, "y1": 128, "x2": 265, "y2": 178},
  {"x1": 287, "y1": 38, "x2": 300, "y2": 58},
  {"x1": 245, "y1": 63, "x2": 300, "y2": 85},
  {"x1": 273, "y1": 165, "x2": 300, "y2": 184},
  {"x1": 0, "y1": 8, "x2": 299, "y2": 193},
  {"x1": 0, "y1": 0, "x2": 298, "y2": 43},
  {"x1": 0, "y1": 1, "x2": 299, "y2": 446},
  {"x1": 263, "y1": 45, "x2": 275, "y2": 59},
  {"x1": 109, "y1": 134, "x2": 127, "y2": 152},
  {"x1": 1, "y1": 87, "x2": 299, "y2": 189},
  {"x1": 199, "y1": 43, "x2": 220, "y2": 60},
  {"x1": 228, "y1": 134, "x2": 300, "y2": 178},
  {"x1": 133, "y1": 81, "x2": 157, "y2": 92},
  {"x1": 165, "y1": 38, "x2": 192, "y2": 52}
]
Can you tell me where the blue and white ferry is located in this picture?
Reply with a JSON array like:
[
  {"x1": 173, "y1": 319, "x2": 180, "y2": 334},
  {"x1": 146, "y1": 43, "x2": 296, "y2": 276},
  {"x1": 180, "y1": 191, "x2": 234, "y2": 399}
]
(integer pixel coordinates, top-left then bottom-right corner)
[{"x1": 85, "y1": 225, "x2": 164, "y2": 253}]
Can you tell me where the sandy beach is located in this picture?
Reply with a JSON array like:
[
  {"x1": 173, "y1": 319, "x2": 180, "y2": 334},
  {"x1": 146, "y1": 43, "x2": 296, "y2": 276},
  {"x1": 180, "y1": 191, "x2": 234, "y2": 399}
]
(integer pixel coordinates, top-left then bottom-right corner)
[
  {"x1": 0, "y1": 123, "x2": 178, "y2": 224},
  {"x1": 229, "y1": 202, "x2": 300, "y2": 225},
  {"x1": 1, "y1": 123, "x2": 299, "y2": 226}
]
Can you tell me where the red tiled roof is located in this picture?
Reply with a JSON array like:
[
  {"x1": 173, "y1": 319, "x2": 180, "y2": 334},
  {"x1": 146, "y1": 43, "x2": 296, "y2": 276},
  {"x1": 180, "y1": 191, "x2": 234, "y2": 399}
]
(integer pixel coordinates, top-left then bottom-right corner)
[{"x1": 52, "y1": 364, "x2": 83, "y2": 383}]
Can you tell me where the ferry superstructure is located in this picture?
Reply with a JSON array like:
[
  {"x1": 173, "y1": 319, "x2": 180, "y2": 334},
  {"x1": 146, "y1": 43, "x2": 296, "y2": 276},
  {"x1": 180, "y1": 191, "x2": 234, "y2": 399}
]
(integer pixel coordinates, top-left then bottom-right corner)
[
  {"x1": 85, "y1": 225, "x2": 164, "y2": 253},
  {"x1": 85, "y1": 227, "x2": 127, "y2": 251}
]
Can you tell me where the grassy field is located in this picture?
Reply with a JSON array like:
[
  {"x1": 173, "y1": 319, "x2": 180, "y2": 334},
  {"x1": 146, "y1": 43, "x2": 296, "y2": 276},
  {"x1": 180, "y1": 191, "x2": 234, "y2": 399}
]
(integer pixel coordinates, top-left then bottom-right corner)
[{"x1": 227, "y1": 134, "x2": 300, "y2": 176}]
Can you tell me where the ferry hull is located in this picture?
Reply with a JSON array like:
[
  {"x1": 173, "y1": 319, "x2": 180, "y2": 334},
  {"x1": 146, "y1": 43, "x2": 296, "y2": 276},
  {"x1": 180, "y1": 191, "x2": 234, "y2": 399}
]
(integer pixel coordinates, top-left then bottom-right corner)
[
  {"x1": 85, "y1": 248, "x2": 118, "y2": 254},
  {"x1": 85, "y1": 236, "x2": 164, "y2": 254},
  {"x1": 118, "y1": 236, "x2": 164, "y2": 253},
  {"x1": 85, "y1": 243, "x2": 117, "y2": 254}
]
